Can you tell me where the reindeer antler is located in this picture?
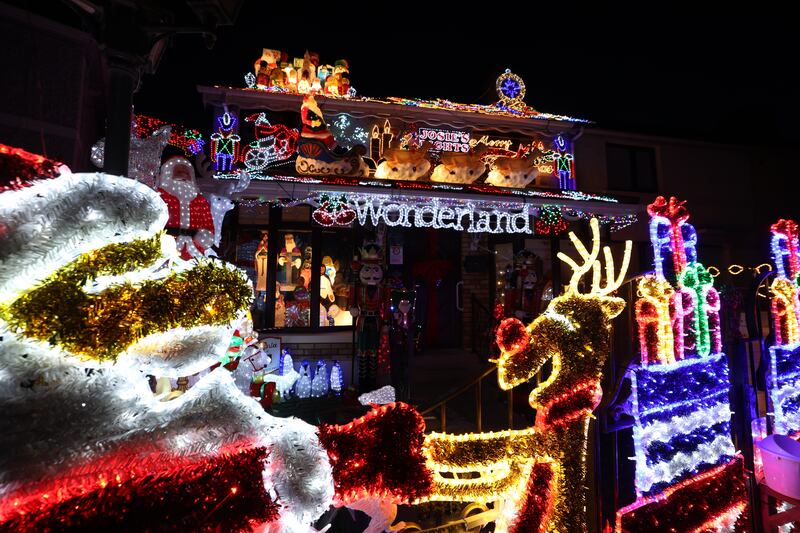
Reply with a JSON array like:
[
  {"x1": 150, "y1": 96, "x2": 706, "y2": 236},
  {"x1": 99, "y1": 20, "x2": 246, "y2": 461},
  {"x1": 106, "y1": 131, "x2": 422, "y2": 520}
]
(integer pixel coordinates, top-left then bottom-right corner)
[{"x1": 557, "y1": 218, "x2": 632, "y2": 296}]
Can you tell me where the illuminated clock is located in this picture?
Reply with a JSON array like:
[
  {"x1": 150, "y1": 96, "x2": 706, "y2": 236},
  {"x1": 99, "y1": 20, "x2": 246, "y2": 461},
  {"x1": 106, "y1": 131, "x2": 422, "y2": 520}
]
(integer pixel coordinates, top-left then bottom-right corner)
[{"x1": 496, "y1": 69, "x2": 526, "y2": 108}]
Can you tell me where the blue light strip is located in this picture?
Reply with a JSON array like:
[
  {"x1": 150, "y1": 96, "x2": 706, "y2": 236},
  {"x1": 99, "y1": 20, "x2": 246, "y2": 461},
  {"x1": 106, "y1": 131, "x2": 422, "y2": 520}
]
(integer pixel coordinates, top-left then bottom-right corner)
[
  {"x1": 768, "y1": 344, "x2": 800, "y2": 434},
  {"x1": 631, "y1": 352, "x2": 737, "y2": 496}
]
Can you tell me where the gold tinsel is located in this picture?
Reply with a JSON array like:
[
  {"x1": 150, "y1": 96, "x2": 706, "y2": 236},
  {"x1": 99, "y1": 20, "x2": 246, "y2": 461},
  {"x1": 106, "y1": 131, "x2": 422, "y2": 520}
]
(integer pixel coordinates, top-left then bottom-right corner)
[
  {"x1": 2, "y1": 236, "x2": 252, "y2": 360},
  {"x1": 418, "y1": 216, "x2": 630, "y2": 533}
]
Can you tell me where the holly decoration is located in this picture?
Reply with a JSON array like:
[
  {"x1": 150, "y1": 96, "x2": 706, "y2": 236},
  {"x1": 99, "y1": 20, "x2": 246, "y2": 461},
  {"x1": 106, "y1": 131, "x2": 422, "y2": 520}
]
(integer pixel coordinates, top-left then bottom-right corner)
[
  {"x1": 535, "y1": 205, "x2": 568, "y2": 235},
  {"x1": 312, "y1": 193, "x2": 356, "y2": 226}
]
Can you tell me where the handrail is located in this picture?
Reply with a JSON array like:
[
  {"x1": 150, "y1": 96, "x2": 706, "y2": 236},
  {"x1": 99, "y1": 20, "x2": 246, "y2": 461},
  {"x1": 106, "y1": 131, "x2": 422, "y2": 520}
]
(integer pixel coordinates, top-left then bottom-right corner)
[
  {"x1": 419, "y1": 366, "x2": 497, "y2": 415},
  {"x1": 418, "y1": 364, "x2": 513, "y2": 433},
  {"x1": 471, "y1": 293, "x2": 496, "y2": 357}
]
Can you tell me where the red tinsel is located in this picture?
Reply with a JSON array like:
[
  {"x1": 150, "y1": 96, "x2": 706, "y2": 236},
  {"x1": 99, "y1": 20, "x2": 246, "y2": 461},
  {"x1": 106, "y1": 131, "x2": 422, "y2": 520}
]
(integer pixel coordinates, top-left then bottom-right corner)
[
  {"x1": 537, "y1": 380, "x2": 602, "y2": 428},
  {"x1": 496, "y1": 317, "x2": 530, "y2": 355},
  {"x1": 0, "y1": 143, "x2": 64, "y2": 192},
  {"x1": 509, "y1": 462, "x2": 555, "y2": 533},
  {"x1": 616, "y1": 455, "x2": 748, "y2": 533},
  {"x1": 0, "y1": 445, "x2": 278, "y2": 532},
  {"x1": 134, "y1": 115, "x2": 204, "y2": 156},
  {"x1": 317, "y1": 402, "x2": 432, "y2": 505}
]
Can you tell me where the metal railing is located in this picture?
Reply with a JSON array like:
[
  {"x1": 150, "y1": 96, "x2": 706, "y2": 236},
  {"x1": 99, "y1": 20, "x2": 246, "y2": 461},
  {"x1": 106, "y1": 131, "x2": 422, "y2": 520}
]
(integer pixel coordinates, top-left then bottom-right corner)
[
  {"x1": 419, "y1": 365, "x2": 513, "y2": 433},
  {"x1": 470, "y1": 294, "x2": 495, "y2": 358}
]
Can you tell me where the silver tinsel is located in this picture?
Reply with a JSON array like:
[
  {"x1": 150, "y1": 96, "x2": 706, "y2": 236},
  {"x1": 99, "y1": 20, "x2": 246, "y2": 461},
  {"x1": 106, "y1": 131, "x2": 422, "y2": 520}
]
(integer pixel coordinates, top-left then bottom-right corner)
[
  {"x1": 90, "y1": 125, "x2": 171, "y2": 186},
  {"x1": 0, "y1": 173, "x2": 336, "y2": 529}
]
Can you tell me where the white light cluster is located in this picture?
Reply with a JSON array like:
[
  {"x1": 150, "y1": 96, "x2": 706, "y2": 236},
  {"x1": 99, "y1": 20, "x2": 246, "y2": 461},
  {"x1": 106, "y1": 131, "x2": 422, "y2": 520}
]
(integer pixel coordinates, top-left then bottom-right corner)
[
  {"x1": 634, "y1": 434, "x2": 736, "y2": 493},
  {"x1": 349, "y1": 194, "x2": 533, "y2": 235},
  {"x1": 358, "y1": 385, "x2": 396, "y2": 405},
  {"x1": 637, "y1": 402, "x2": 732, "y2": 447},
  {"x1": 0, "y1": 172, "x2": 335, "y2": 531}
]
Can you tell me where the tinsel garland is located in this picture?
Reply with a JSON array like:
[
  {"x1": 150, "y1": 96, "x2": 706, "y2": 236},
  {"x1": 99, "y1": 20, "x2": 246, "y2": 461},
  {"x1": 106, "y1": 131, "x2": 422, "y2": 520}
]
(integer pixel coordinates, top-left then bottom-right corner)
[
  {"x1": 496, "y1": 317, "x2": 530, "y2": 354},
  {"x1": 503, "y1": 462, "x2": 555, "y2": 533},
  {"x1": 0, "y1": 173, "x2": 168, "y2": 303},
  {"x1": 632, "y1": 353, "x2": 729, "y2": 413},
  {"x1": 538, "y1": 381, "x2": 602, "y2": 427},
  {"x1": 616, "y1": 456, "x2": 748, "y2": 533},
  {"x1": 317, "y1": 402, "x2": 432, "y2": 505},
  {"x1": 4, "y1": 256, "x2": 252, "y2": 360},
  {"x1": 0, "y1": 446, "x2": 278, "y2": 532},
  {"x1": 0, "y1": 143, "x2": 63, "y2": 192}
]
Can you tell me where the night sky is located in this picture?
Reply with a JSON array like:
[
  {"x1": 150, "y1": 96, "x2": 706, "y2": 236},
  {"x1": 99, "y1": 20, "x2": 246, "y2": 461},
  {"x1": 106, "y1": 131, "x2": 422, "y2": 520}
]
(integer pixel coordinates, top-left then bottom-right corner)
[{"x1": 129, "y1": 10, "x2": 796, "y2": 147}]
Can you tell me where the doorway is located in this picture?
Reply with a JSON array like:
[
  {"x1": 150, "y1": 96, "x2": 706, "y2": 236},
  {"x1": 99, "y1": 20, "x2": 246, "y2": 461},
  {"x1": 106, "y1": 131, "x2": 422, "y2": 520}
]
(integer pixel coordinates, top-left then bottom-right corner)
[{"x1": 404, "y1": 228, "x2": 462, "y2": 350}]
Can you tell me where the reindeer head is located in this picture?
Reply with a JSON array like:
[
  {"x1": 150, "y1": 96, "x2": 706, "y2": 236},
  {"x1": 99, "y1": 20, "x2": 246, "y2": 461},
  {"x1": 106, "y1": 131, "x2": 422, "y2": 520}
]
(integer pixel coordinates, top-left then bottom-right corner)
[
  {"x1": 485, "y1": 155, "x2": 539, "y2": 188},
  {"x1": 374, "y1": 141, "x2": 432, "y2": 181},
  {"x1": 429, "y1": 147, "x2": 487, "y2": 184},
  {"x1": 495, "y1": 218, "x2": 631, "y2": 412}
]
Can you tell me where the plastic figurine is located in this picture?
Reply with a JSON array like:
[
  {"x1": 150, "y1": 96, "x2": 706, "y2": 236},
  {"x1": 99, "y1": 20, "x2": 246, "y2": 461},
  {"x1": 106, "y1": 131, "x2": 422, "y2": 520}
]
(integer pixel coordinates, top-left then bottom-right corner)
[
  {"x1": 156, "y1": 156, "x2": 214, "y2": 259},
  {"x1": 295, "y1": 95, "x2": 368, "y2": 177},
  {"x1": 350, "y1": 244, "x2": 389, "y2": 392},
  {"x1": 374, "y1": 140, "x2": 432, "y2": 181},
  {"x1": 485, "y1": 154, "x2": 539, "y2": 188},
  {"x1": 429, "y1": 148, "x2": 487, "y2": 184},
  {"x1": 311, "y1": 360, "x2": 329, "y2": 397}
]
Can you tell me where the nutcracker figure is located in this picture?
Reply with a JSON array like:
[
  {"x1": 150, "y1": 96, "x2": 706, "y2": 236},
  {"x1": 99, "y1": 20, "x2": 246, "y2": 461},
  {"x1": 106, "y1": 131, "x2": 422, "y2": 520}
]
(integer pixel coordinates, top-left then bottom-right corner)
[{"x1": 349, "y1": 243, "x2": 389, "y2": 392}]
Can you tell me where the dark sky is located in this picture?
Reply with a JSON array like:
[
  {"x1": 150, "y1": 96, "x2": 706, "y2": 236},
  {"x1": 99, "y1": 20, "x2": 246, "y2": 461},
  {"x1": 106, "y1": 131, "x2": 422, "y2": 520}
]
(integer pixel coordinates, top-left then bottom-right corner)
[{"x1": 130, "y1": 10, "x2": 796, "y2": 147}]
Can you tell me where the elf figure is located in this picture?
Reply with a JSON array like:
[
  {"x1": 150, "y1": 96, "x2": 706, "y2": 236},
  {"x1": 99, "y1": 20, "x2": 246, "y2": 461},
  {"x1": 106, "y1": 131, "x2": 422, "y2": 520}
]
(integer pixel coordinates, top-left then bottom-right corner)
[
  {"x1": 156, "y1": 156, "x2": 214, "y2": 259},
  {"x1": 350, "y1": 244, "x2": 389, "y2": 392}
]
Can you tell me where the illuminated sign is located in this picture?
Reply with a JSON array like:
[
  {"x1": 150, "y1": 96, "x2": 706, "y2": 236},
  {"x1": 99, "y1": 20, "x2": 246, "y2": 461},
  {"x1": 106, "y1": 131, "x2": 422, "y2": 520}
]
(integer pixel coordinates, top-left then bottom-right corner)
[
  {"x1": 417, "y1": 127, "x2": 471, "y2": 152},
  {"x1": 347, "y1": 193, "x2": 533, "y2": 234}
]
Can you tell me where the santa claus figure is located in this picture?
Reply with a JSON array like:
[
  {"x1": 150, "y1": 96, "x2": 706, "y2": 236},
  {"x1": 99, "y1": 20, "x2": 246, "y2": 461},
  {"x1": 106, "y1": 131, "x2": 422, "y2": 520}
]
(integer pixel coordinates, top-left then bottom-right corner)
[{"x1": 157, "y1": 156, "x2": 214, "y2": 259}]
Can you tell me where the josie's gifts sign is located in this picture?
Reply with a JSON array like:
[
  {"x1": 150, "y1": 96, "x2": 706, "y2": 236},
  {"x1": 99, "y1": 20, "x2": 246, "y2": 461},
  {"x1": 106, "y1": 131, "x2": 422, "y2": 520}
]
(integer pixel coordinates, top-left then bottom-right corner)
[{"x1": 417, "y1": 127, "x2": 471, "y2": 152}]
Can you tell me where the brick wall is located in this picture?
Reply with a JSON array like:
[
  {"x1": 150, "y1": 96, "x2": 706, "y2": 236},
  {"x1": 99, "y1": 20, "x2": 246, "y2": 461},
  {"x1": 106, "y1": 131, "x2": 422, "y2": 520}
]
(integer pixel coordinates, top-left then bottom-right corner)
[
  {"x1": 265, "y1": 332, "x2": 356, "y2": 387},
  {"x1": 282, "y1": 342, "x2": 353, "y2": 358}
]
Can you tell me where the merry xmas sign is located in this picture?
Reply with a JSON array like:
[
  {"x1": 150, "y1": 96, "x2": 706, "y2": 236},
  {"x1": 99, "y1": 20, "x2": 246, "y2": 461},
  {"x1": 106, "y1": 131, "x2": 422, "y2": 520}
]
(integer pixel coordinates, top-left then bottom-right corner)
[{"x1": 345, "y1": 194, "x2": 533, "y2": 234}]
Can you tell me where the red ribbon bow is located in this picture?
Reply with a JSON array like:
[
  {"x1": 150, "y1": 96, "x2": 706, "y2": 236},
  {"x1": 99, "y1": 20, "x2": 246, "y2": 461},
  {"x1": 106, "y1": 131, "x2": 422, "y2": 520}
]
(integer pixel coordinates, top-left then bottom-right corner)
[{"x1": 647, "y1": 196, "x2": 690, "y2": 224}]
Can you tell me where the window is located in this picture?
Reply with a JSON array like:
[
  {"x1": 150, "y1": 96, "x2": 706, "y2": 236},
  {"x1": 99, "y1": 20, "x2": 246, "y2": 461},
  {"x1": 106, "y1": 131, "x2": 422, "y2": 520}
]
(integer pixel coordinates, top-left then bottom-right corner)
[
  {"x1": 275, "y1": 231, "x2": 312, "y2": 328},
  {"x1": 606, "y1": 144, "x2": 657, "y2": 192},
  {"x1": 319, "y1": 231, "x2": 354, "y2": 327},
  {"x1": 228, "y1": 204, "x2": 357, "y2": 331}
]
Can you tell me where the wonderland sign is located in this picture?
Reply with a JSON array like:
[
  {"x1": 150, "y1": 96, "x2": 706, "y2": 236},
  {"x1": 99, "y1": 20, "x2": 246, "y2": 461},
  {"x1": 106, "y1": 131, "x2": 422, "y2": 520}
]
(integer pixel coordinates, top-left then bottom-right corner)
[{"x1": 345, "y1": 194, "x2": 533, "y2": 234}]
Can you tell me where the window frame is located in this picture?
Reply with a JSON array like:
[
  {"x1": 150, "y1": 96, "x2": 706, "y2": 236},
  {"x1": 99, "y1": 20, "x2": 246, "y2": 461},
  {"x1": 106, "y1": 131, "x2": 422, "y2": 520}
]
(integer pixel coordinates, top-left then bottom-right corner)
[
  {"x1": 605, "y1": 142, "x2": 659, "y2": 193},
  {"x1": 232, "y1": 203, "x2": 358, "y2": 333}
]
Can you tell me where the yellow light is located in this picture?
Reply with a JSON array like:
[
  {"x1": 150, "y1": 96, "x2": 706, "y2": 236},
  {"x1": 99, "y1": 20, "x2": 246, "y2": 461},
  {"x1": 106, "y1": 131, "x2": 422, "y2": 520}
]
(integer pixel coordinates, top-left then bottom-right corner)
[
  {"x1": 727, "y1": 264, "x2": 744, "y2": 276},
  {"x1": 419, "y1": 218, "x2": 631, "y2": 532},
  {"x1": 771, "y1": 277, "x2": 800, "y2": 346},
  {"x1": 635, "y1": 275, "x2": 675, "y2": 365}
]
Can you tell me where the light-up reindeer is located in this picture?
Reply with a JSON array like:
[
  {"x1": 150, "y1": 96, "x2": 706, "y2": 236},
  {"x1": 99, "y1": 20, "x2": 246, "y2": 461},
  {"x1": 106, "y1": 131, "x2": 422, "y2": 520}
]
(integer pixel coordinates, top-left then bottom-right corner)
[
  {"x1": 770, "y1": 219, "x2": 800, "y2": 346},
  {"x1": 420, "y1": 218, "x2": 631, "y2": 533}
]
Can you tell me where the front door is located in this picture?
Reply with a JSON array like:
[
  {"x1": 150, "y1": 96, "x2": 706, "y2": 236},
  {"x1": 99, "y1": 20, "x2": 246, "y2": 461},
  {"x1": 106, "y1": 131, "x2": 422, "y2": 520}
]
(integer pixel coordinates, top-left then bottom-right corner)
[{"x1": 408, "y1": 228, "x2": 461, "y2": 349}]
